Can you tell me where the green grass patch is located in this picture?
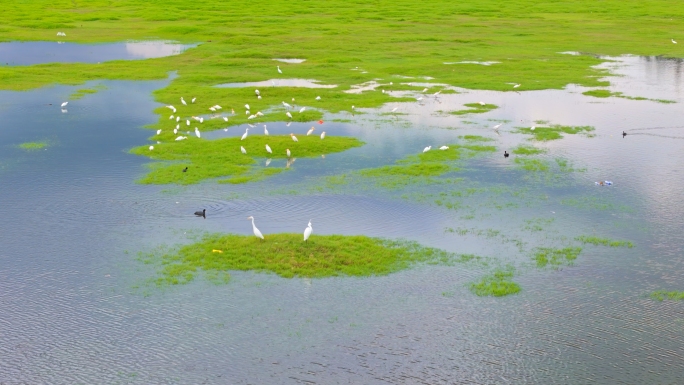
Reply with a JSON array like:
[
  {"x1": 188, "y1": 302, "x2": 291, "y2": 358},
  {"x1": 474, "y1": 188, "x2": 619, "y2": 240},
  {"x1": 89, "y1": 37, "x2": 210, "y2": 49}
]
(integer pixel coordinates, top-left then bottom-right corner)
[
  {"x1": 533, "y1": 246, "x2": 582, "y2": 268},
  {"x1": 516, "y1": 125, "x2": 595, "y2": 141},
  {"x1": 17, "y1": 140, "x2": 49, "y2": 151},
  {"x1": 512, "y1": 144, "x2": 545, "y2": 155},
  {"x1": 150, "y1": 233, "x2": 454, "y2": 285},
  {"x1": 583, "y1": 89, "x2": 676, "y2": 104},
  {"x1": 469, "y1": 269, "x2": 521, "y2": 297},
  {"x1": 461, "y1": 135, "x2": 494, "y2": 142},
  {"x1": 131, "y1": 134, "x2": 362, "y2": 185},
  {"x1": 514, "y1": 157, "x2": 549, "y2": 171},
  {"x1": 650, "y1": 291, "x2": 684, "y2": 301},
  {"x1": 69, "y1": 85, "x2": 106, "y2": 100},
  {"x1": 575, "y1": 235, "x2": 633, "y2": 248},
  {"x1": 451, "y1": 103, "x2": 498, "y2": 116}
]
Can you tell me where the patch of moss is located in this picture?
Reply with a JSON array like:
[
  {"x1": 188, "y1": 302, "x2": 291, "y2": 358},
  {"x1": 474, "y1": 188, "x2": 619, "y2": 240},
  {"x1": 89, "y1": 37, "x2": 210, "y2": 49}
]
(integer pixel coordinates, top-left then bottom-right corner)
[
  {"x1": 575, "y1": 235, "x2": 633, "y2": 248},
  {"x1": 149, "y1": 233, "x2": 454, "y2": 285}
]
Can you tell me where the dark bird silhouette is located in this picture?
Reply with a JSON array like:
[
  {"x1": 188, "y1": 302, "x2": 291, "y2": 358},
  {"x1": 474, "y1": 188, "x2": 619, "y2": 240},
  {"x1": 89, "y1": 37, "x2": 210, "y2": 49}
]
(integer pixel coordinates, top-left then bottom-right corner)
[
  {"x1": 622, "y1": 131, "x2": 627, "y2": 138},
  {"x1": 182, "y1": 167, "x2": 188, "y2": 172},
  {"x1": 194, "y1": 209, "x2": 206, "y2": 218},
  {"x1": 504, "y1": 151, "x2": 509, "y2": 158}
]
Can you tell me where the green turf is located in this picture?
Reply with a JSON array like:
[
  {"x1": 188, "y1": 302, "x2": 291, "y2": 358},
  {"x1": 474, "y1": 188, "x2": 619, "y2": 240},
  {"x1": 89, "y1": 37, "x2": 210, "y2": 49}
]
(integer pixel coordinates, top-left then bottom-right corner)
[
  {"x1": 130, "y1": 134, "x2": 362, "y2": 184},
  {"x1": 148, "y1": 233, "x2": 454, "y2": 285}
]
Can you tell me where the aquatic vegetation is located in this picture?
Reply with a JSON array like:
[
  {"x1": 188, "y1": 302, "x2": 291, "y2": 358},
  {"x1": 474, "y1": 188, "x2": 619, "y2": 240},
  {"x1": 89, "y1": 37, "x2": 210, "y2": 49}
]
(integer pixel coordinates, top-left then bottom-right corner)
[
  {"x1": 575, "y1": 235, "x2": 633, "y2": 248},
  {"x1": 69, "y1": 85, "x2": 106, "y2": 100},
  {"x1": 583, "y1": 89, "x2": 676, "y2": 104},
  {"x1": 148, "y1": 233, "x2": 454, "y2": 285},
  {"x1": 460, "y1": 135, "x2": 494, "y2": 142},
  {"x1": 451, "y1": 103, "x2": 498, "y2": 115},
  {"x1": 561, "y1": 196, "x2": 633, "y2": 213},
  {"x1": 523, "y1": 217, "x2": 555, "y2": 232},
  {"x1": 650, "y1": 291, "x2": 684, "y2": 301},
  {"x1": 514, "y1": 158, "x2": 550, "y2": 172},
  {"x1": 516, "y1": 125, "x2": 595, "y2": 141},
  {"x1": 512, "y1": 145, "x2": 546, "y2": 155},
  {"x1": 533, "y1": 247, "x2": 582, "y2": 268},
  {"x1": 130, "y1": 134, "x2": 362, "y2": 184},
  {"x1": 17, "y1": 140, "x2": 49, "y2": 150},
  {"x1": 469, "y1": 269, "x2": 521, "y2": 297}
]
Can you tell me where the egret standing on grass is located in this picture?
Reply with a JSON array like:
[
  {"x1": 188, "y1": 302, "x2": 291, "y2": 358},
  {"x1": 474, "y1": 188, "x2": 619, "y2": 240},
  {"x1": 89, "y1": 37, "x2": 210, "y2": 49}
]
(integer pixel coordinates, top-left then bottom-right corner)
[
  {"x1": 290, "y1": 133, "x2": 298, "y2": 142},
  {"x1": 673, "y1": 39, "x2": 678, "y2": 44},
  {"x1": 181, "y1": 97, "x2": 187, "y2": 105},
  {"x1": 241, "y1": 146, "x2": 247, "y2": 154},
  {"x1": 299, "y1": 107, "x2": 306, "y2": 113},
  {"x1": 320, "y1": 131, "x2": 326, "y2": 139},
  {"x1": 286, "y1": 111, "x2": 293, "y2": 119},
  {"x1": 265, "y1": 144, "x2": 272, "y2": 154},
  {"x1": 277, "y1": 66, "x2": 282, "y2": 74},
  {"x1": 303, "y1": 220, "x2": 312, "y2": 242},
  {"x1": 423, "y1": 146, "x2": 431, "y2": 153},
  {"x1": 241, "y1": 128, "x2": 249, "y2": 140},
  {"x1": 307, "y1": 127, "x2": 315, "y2": 136},
  {"x1": 286, "y1": 148, "x2": 291, "y2": 157},
  {"x1": 247, "y1": 216, "x2": 265, "y2": 240},
  {"x1": 192, "y1": 97, "x2": 196, "y2": 103}
]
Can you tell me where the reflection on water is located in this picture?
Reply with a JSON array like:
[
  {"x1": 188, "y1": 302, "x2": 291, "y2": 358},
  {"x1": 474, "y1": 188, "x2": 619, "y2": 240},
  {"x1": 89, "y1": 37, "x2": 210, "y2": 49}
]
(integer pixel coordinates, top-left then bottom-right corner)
[
  {"x1": 1, "y1": 55, "x2": 684, "y2": 383},
  {"x1": 0, "y1": 41, "x2": 195, "y2": 66},
  {"x1": 215, "y1": 78, "x2": 337, "y2": 88}
]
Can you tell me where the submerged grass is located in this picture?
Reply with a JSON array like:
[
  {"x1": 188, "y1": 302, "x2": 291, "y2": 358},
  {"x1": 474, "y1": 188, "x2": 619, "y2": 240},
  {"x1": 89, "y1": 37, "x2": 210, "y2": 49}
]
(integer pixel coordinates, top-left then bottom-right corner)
[
  {"x1": 69, "y1": 85, "x2": 106, "y2": 100},
  {"x1": 469, "y1": 269, "x2": 521, "y2": 297},
  {"x1": 149, "y1": 233, "x2": 454, "y2": 285},
  {"x1": 650, "y1": 291, "x2": 684, "y2": 301},
  {"x1": 533, "y1": 247, "x2": 582, "y2": 268},
  {"x1": 130, "y1": 134, "x2": 362, "y2": 184},
  {"x1": 576, "y1": 235, "x2": 634, "y2": 248},
  {"x1": 17, "y1": 140, "x2": 49, "y2": 150},
  {"x1": 516, "y1": 125, "x2": 595, "y2": 141},
  {"x1": 583, "y1": 89, "x2": 676, "y2": 104},
  {"x1": 512, "y1": 145, "x2": 546, "y2": 155}
]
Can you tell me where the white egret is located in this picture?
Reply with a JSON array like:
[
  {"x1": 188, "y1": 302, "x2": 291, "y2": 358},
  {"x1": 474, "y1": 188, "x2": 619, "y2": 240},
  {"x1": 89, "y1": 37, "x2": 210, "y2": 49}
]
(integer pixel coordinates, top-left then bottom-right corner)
[
  {"x1": 303, "y1": 220, "x2": 312, "y2": 242},
  {"x1": 247, "y1": 216, "x2": 265, "y2": 240},
  {"x1": 215, "y1": 105, "x2": 222, "y2": 110},
  {"x1": 181, "y1": 97, "x2": 187, "y2": 105},
  {"x1": 390, "y1": 82, "x2": 393, "y2": 85},
  {"x1": 186, "y1": 120, "x2": 190, "y2": 126},
  {"x1": 478, "y1": 101, "x2": 485, "y2": 106},
  {"x1": 434, "y1": 91, "x2": 441, "y2": 96},
  {"x1": 248, "y1": 115, "x2": 256, "y2": 120},
  {"x1": 232, "y1": 108, "x2": 235, "y2": 114},
  {"x1": 513, "y1": 84, "x2": 521, "y2": 88},
  {"x1": 299, "y1": 107, "x2": 306, "y2": 113},
  {"x1": 191, "y1": 97, "x2": 196, "y2": 103},
  {"x1": 673, "y1": 39, "x2": 678, "y2": 44},
  {"x1": 166, "y1": 105, "x2": 174, "y2": 110},
  {"x1": 320, "y1": 131, "x2": 326, "y2": 139},
  {"x1": 241, "y1": 128, "x2": 249, "y2": 140},
  {"x1": 156, "y1": 129, "x2": 162, "y2": 135},
  {"x1": 439, "y1": 145, "x2": 449, "y2": 150},
  {"x1": 176, "y1": 124, "x2": 180, "y2": 129},
  {"x1": 176, "y1": 116, "x2": 180, "y2": 122},
  {"x1": 175, "y1": 136, "x2": 187, "y2": 141},
  {"x1": 258, "y1": 95, "x2": 262, "y2": 99},
  {"x1": 209, "y1": 107, "x2": 216, "y2": 112},
  {"x1": 292, "y1": 97, "x2": 295, "y2": 102},
  {"x1": 351, "y1": 105, "x2": 355, "y2": 110},
  {"x1": 255, "y1": 89, "x2": 260, "y2": 96},
  {"x1": 277, "y1": 65, "x2": 282, "y2": 74},
  {"x1": 286, "y1": 148, "x2": 291, "y2": 157},
  {"x1": 423, "y1": 146, "x2": 431, "y2": 153},
  {"x1": 223, "y1": 117, "x2": 228, "y2": 122},
  {"x1": 265, "y1": 144, "x2": 272, "y2": 154},
  {"x1": 282, "y1": 101, "x2": 292, "y2": 109},
  {"x1": 174, "y1": 128, "x2": 178, "y2": 134},
  {"x1": 493, "y1": 123, "x2": 502, "y2": 130},
  {"x1": 422, "y1": 88, "x2": 428, "y2": 92},
  {"x1": 264, "y1": 125, "x2": 269, "y2": 135},
  {"x1": 199, "y1": 117, "x2": 204, "y2": 123},
  {"x1": 306, "y1": 127, "x2": 315, "y2": 136},
  {"x1": 530, "y1": 126, "x2": 536, "y2": 131},
  {"x1": 255, "y1": 111, "x2": 264, "y2": 117},
  {"x1": 417, "y1": 97, "x2": 423, "y2": 101},
  {"x1": 246, "y1": 110, "x2": 250, "y2": 115},
  {"x1": 382, "y1": 89, "x2": 385, "y2": 93},
  {"x1": 149, "y1": 145, "x2": 154, "y2": 150},
  {"x1": 195, "y1": 128, "x2": 201, "y2": 138},
  {"x1": 391, "y1": 107, "x2": 398, "y2": 112},
  {"x1": 315, "y1": 96, "x2": 321, "y2": 100},
  {"x1": 61, "y1": 102, "x2": 68, "y2": 107},
  {"x1": 241, "y1": 146, "x2": 247, "y2": 154},
  {"x1": 169, "y1": 115, "x2": 174, "y2": 119},
  {"x1": 290, "y1": 133, "x2": 298, "y2": 142},
  {"x1": 245, "y1": 104, "x2": 250, "y2": 110},
  {"x1": 286, "y1": 111, "x2": 293, "y2": 119}
]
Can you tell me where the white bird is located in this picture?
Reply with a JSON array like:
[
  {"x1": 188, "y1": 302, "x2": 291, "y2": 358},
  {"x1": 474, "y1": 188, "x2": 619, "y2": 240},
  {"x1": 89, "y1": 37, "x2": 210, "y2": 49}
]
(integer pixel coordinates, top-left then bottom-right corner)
[
  {"x1": 264, "y1": 125, "x2": 269, "y2": 135},
  {"x1": 241, "y1": 128, "x2": 249, "y2": 140},
  {"x1": 241, "y1": 146, "x2": 247, "y2": 154},
  {"x1": 382, "y1": 90, "x2": 385, "y2": 93},
  {"x1": 417, "y1": 97, "x2": 423, "y2": 101},
  {"x1": 315, "y1": 96, "x2": 321, "y2": 100},
  {"x1": 195, "y1": 128, "x2": 201, "y2": 138},
  {"x1": 181, "y1": 97, "x2": 187, "y2": 105},
  {"x1": 422, "y1": 88, "x2": 428, "y2": 92},
  {"x1": 493, "y1": 124, "x2": 502, "y2": 130},
  {"x1": 255, "y1": 111, "x2": 264, "y2": 117},
  {"x1": 255, "y1": 89, "x2": 260, "y2": 96},
  {"x1": 530, "y1": 126, "x2": 536, "y2": 131},
  {"x1": 423, "y1": 146, "x2": 431, "y2": 153},
  {"x1": 176, "y1": 124, "x2": 179, "y2": 129},
  {"x1": 286, "y1": 148, "x2": 291, "y2": 157},
  {"x1": 223, "y1": 117, "x2": 228, "y2": 122},
  {"x1": 282, "y1": 101, "x2": 292, "y2": 109},
  {"x1": 214, "y1": 105, "x2": 222, "y2": 110},
  {"x1": 351, "y1": 105, "x2": 355, "y2": 110},
  {"x1": 186, "y1": 120, "x2": 190, "y2": 126},
  {"x1": 434, "y1": 91, "x2": 441, "y2": 96},
  {"x1": 57, "y1": 32, "x2": 66, "y2": 36},
  {"x1": 176, "y1": 116, "x2": 180, "y2": 122},
  {"x1": 169, "y1": 115, "x2": 174, "y2": 119},
  {"x1": 286, "y1": 112, "x2": 293, "y2": 119},
  {"x1": 209, "y1": 107, "x2": 216, "y2": 112},
  {"x1": 673, "y1": 39, "x2": 678, "y2": 44},
  {"x1": 245, "y1": 104, "x2": 250, "y2": 110},
  {"x1": 174, "y1": 128, "x2": 178, "y2": 134},
  {"x1": 166, "y1": 105, "x2": 174, "y2": 110},
  {"x1": 257, "y1": 95, "x2": 262, "y2": 99},
  {"x1": 306, "y1": 127, "x2": 315, "y2": 136},
  {"x1": 303, "y1": 220, "x2": 312, "y2": 242},
  {"x1": 245, "y1": 110, "x2": 250, "y2": 115},
  {"x1": 513, "y1": 84, "x2": 521, "y2": 88},
  {"x1": 149, "y1": 145, "x2": 154, "y2": 150},
  {"x1": 320, "y1": 131, "x2": 326, "y2": 139},
  {"x1": 290, "y1": 133, "x2": 298, "y2": 142},
  {"x1": 247, "y1": 216, "x2": 265, "y2": 240},
  {"x1": 265, "y1": 144, "x2": 272, "y2": 154},
  {"x1": 175, "y1": 136, "x2": 187, "y2": 141},
  {"x1": 299, "y1": 107, "x2": 306, "y2": 113},
  {"x1": 439, "y1": 145, "x2": 449, "y2": 150},
  {"x1": 191, "y1": 97, "x2": 196, "y2": 103},
  {"x1": 248, "y1": 115, "x2": 256, "y2": 120},
  {"x1": 199, "y1": 117, "x2": 204, "y2": 123},
  {"x1": 277, "y1": 66, "x2": 282, "y2": 74},
  {"x1": 478, "y1": 101, "x2": 486, "y2": 106},
  {"x1": 61, "y1": 102, "x2": 68, "y2": 107},
  {"x1": 391, "y1": 107, "x2": 398, "y2": 112},
  {"x1": 156, "y1": 129, "x2": 162, "y2": 135}
]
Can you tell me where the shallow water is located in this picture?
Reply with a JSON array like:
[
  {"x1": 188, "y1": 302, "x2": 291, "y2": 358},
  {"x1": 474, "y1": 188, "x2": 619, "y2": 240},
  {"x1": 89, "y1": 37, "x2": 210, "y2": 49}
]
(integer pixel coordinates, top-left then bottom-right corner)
[
  {"x1": 215, "y1": 78, "x2": 337, "y2": 88},
  {"x1": 0, "y1": 41, "x2": 194, "y2": 65},
  {"x1": 1, "y1": 54, "x2": 684, "y2": 384}
]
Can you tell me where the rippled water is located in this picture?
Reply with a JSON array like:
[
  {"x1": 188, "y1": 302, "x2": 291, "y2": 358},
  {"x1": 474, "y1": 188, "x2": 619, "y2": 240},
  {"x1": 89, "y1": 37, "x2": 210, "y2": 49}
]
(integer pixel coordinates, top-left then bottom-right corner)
[
  {"x1": 1, "y1": 54, "x2": 684, "y2": 384},
  {"x1": 0, "y1": 41, "x2": 195, "y2": 65}
]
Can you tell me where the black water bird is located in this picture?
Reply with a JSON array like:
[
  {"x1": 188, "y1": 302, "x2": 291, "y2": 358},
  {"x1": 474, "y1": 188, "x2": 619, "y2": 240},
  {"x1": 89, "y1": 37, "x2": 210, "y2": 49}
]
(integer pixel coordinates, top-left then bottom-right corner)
[
  {"x1": 622, "y1": 131, "x2": 627, "y2": 138},
  {"x1": 182, "y1": 167, "x2": 188, "y2": 172},
  {"x1": 504, "y1": 151, "x2": 509, "y2": 158},
  {"x1": 194, "y1": 209, "x2": 206, "y2": 218}
]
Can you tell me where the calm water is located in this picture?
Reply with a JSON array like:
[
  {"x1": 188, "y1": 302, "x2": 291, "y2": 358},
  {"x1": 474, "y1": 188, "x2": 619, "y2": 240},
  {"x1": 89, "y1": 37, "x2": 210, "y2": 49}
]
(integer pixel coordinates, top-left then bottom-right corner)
[
  {"x1": 1, "y1": 52, "x2": 684, "y2": 384},
  {"x1": 0, "y1": 41, "x2": 194, "y2": 65}
]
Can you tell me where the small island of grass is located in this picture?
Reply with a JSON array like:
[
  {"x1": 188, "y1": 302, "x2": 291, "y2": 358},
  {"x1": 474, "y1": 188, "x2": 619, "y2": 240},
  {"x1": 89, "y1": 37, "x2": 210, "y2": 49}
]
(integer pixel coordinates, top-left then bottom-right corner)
[
  {"x1": 516, "y1": 125, "x2": 594, "y2": 141},
  {"x1": 451, "y1": 103, "x2": 498, "y2": 116},
  {"x1": 148, "y1": 233, "x2": 454, "y2": 285},
  {"x1": 650, "y1": 291, "x2": 684, "y2": 301},
  {"x1": 469, "y1": 269, "x2": 521, "y2": 297},
  {"x1": 576, "y1": 235, "x2": 634, "y2": 248},
  {"x1": 131, "y1": 134, "x2": 363, "y2": 185},
  {"x1": 17, "y1": 140, "x2": 49, "y2": 151}
]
